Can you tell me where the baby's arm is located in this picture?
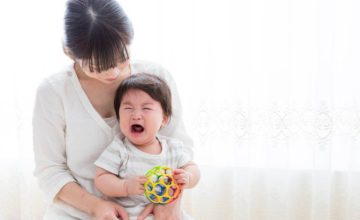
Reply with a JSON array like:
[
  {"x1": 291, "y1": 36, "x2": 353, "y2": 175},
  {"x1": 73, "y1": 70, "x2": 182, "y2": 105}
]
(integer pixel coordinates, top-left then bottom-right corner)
[
  {"x1": 173, "y1": 162, "x2": 201, "y2": 189},
  {"x1": 94, "y1": 167, "x2": 147, "y2": 197}
]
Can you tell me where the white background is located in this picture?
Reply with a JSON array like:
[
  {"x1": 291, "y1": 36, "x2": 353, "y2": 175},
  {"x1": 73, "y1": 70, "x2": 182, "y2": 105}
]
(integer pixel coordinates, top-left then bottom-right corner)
[{"x1": 1, "y1": 0, "x2": 360, "y2": 219}]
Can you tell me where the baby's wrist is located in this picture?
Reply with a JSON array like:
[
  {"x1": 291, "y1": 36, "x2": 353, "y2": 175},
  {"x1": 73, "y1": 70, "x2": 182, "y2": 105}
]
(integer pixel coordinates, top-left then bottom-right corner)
[
  {"x1": 123, "y1": 180, "x2": 130, "y2": 196},
  {"x1": 186, "y1": 171, "x2": 193, "y2": 188}
]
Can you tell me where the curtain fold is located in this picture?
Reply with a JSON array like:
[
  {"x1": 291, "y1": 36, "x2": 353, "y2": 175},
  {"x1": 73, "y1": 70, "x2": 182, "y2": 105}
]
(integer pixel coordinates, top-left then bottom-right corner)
[{"x1": 183, "y1": 167, "x2": 360, "y2": 220}]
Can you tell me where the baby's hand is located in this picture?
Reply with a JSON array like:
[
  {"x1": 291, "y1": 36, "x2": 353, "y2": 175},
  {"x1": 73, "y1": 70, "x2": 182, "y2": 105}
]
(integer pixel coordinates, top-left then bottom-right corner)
[
  {"x1": 124, "y1": 175, "x2": 147, "y2": 196},
  {"x1": 173, "y1": 169, "x2": 191, "y2": 189}
]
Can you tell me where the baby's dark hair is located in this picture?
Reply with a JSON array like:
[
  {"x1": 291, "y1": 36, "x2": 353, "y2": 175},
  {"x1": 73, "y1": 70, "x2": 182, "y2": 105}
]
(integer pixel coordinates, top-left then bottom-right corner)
[
  {"x1": 64, "y1": 0, "x2": 134, "y2": 72},
  {"x1": 114, "y1": 73, "x2": 172, "y2": 120}
]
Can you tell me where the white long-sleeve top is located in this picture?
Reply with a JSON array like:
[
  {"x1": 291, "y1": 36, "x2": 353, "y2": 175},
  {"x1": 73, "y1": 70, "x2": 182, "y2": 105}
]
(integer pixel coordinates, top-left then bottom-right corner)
[{"x1": 32, "y1": 60, "x2": 193, "y2": 219}]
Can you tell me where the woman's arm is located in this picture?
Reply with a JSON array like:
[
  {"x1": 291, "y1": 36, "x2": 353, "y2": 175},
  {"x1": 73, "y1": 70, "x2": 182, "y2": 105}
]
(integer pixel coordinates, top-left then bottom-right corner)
[
  {"x1": 57, "y1": 182, "x2": 128, "y2": 219},
  {"x1": 33, "y1": 80, "x2": 128, "y2": 219},
  {"x1": 149, "y1": 63, "x2": 197, "y2": 220},
  {"x1": 155, "y1": 64, "x2": 194, "y2": 150},
  {"x1": 33, "y1": 80, "x2": 75, "y2": 202},
  {"x1": 94, "y1": 167, "x2": 147, "y2": 197}
]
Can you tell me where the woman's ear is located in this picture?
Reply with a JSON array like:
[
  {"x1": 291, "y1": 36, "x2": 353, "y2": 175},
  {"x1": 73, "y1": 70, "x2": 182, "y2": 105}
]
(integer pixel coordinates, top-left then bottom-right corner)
[{"x1": 63, "y1": 46, "x2": 76, "y2": 60}]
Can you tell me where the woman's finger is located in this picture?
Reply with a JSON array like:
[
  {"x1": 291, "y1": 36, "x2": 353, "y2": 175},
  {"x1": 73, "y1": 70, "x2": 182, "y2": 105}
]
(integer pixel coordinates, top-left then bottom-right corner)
[{"x1": 114, "y1": 204, "x2": 129, "y2": 220}]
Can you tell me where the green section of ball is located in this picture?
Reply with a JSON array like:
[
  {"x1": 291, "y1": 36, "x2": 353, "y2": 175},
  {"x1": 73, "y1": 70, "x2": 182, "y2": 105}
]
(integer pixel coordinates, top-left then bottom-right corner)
[{"x1": 144, "y1": 165, "x2": 180, "y2": 204}]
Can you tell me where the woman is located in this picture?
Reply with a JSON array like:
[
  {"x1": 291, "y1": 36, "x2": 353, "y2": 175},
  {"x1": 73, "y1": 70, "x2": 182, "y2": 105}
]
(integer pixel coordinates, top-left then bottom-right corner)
[{"x1": 32, "y1": 0, "x2": 199, "y2": 219}]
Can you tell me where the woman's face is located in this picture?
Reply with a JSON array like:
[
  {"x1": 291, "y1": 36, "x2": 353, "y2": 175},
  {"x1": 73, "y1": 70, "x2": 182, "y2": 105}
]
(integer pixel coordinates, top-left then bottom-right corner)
[{"x1": 76, "y1": 59, "x2": 131, "y2": 84}]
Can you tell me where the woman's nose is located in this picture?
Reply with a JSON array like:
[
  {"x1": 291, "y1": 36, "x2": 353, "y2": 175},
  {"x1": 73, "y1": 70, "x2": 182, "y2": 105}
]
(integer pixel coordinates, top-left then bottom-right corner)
[{"x1": 103, "y1": 67, "x2": 120, "y2": 77}]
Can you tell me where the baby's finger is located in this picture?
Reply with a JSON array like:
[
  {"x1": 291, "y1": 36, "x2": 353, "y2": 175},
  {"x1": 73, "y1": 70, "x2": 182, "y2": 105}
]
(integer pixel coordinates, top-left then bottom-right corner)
[
  {"x1": 174, "y1": 173, "x2": 185, "y2": 180},
  {"x1": 176, "y1": 178, "x2": 187, "y2": 184},
  {"x1": 136, "y1": 189, "x2": 144, "y2": 195},
  {"x1": 139, "y1": 176, "x2": 148, "y2": 184},
  {"x1": 173, "y1": 169, "x2": 184, "y2": 175}
]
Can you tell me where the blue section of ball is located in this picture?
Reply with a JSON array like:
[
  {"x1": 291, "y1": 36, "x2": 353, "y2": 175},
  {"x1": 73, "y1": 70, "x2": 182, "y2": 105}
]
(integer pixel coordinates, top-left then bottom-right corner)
[
  {"x1": 162, "y1": 197, "x2": 170, "y2": 203},
  {"x1": 155, "y1": 184, "x2": 165, "y2": 196}
]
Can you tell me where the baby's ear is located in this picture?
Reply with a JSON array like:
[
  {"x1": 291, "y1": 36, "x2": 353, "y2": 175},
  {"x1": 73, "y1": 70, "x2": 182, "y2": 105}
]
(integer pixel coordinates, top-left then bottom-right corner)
[
  {"x1": 63, "y1": 46, "x2": 76, "y2": 60},
  {"x1": 162, "y1": 115, "x2": 170, "y2": 127}
]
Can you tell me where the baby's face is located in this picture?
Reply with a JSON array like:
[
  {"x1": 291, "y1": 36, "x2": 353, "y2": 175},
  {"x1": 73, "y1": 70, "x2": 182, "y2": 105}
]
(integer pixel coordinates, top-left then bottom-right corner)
[{"x1": 119, "y1": 89, "x2": 168, "y2": 147}]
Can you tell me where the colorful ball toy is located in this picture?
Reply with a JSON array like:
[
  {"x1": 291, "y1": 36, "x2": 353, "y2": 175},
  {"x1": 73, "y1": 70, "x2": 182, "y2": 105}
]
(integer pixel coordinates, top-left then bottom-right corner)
[{"x1": 144, "y1": 165, "x2": 180, "y2": 204}]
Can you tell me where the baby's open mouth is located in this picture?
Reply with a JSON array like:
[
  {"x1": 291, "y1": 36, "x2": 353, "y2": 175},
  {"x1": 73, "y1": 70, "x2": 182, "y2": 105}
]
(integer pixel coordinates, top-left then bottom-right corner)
[{"x1": 131, "y1": 124, "x2": 144, "y2": 133}]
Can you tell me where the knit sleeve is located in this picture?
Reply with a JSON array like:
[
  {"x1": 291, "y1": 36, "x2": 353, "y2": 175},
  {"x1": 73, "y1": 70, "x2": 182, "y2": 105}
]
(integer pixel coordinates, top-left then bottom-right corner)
[
  {"x1": 153, "y1": 64, "x2": 194, "y2": 158},
  {"x1": 32, "y1": 79, "x2": 75, "y2": 202}
]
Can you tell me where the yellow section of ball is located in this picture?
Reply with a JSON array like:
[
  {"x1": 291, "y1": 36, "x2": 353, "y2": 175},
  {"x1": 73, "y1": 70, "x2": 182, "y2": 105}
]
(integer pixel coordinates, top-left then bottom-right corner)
[{"x1": 144, "y1": 166, "x2": 180, "y2": 204}]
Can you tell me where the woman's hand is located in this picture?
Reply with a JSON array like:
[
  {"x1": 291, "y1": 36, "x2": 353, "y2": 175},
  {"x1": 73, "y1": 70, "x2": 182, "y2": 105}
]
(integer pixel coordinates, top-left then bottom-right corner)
[
  {"x1": 93, "y1": 200, "x2": 129, "y2": 220},
  {"x1": 153, "y1": 192, "x2": 183, "y2": 220},
  {"x1": 137, "y1": 204, "x2": 154, "y2": 220}
]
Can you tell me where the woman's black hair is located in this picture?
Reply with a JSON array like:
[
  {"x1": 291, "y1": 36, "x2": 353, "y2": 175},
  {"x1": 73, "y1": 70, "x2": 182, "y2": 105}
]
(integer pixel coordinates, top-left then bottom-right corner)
[
  {"x1": 64, "y1": 0, "x2": 134, "y2": 72},
  {"x1": 114, "y1": 73, "x2": 172, "y2": 120}
]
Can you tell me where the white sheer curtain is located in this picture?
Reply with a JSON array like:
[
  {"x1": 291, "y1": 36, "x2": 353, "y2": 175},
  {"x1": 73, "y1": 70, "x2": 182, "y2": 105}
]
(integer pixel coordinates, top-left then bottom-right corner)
[{"x1": 1, "y1": 0, "x2": 360, "y2": 219}]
